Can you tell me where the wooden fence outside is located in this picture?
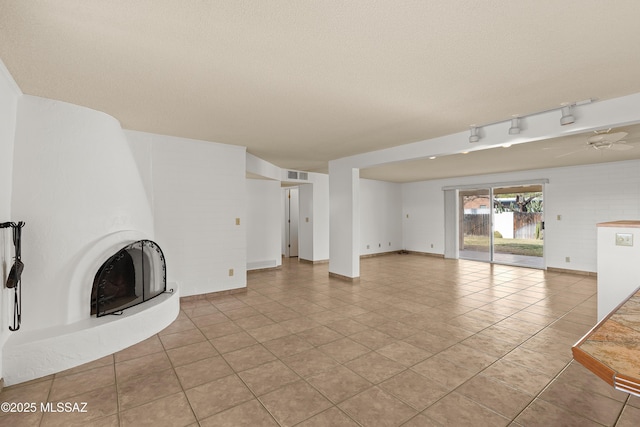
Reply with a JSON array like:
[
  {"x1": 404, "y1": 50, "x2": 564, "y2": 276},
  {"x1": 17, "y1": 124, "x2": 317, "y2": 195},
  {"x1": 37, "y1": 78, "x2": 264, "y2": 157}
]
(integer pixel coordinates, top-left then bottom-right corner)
[{"x1": 464, "y1": 212, "x2": 543, "y2": 239}]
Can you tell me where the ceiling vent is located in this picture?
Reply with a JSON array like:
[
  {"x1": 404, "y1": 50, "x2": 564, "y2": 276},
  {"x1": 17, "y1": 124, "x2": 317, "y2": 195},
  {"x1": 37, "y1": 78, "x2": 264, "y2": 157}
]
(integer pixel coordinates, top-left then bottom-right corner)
[
  {"x1": 287, "y1": 171, "x2": 298, "y2": 180},
  {"x1": 299, "y1": 172, "x2": 308, "y2": 180}
]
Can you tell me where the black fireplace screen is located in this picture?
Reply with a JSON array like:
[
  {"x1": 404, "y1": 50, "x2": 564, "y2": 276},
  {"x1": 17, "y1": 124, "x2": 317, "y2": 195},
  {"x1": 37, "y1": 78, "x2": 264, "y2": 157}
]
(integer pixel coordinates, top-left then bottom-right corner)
[{"x1": 91, "y1": 240, "x2": 166, "y2": 317}]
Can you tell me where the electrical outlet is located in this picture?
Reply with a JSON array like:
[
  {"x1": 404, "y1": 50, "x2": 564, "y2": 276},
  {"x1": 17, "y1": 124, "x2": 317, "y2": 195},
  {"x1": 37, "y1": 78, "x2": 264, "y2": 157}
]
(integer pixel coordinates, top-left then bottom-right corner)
[
  {"x1": 565, "y1": 257, "x2": 570, "y2": 263},
  {"x1": 557, "y1": 215, "x2": 561, "y2": 220},
  {"x1": 367, "y1": 244, "x2": 370, "y2": 249},
  {"x1": 431, "y1": 243, "x2": 434, "y2": 248},
  {"x1": 235, "y1": 218, "x2": 240, "y2": 225},
  {"x1": 228, "y1": 268, "x2": 234, "y2": 276},
  {"x1": 389, "y1": 242, "x2": 391, "y2": 246},
  {"x1": 616, "y1": 233, "x2": 633, "y2": 247},
  {"x1": 378, "y1": 243, "x2": 381, "y2": 247}
]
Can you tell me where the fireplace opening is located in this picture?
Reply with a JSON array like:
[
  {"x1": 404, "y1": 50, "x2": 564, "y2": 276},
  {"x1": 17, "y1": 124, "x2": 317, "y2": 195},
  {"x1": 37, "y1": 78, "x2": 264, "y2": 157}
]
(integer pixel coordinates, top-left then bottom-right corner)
[{"x1": 91, "y1": 240, "x2": 166, "y2": 317}]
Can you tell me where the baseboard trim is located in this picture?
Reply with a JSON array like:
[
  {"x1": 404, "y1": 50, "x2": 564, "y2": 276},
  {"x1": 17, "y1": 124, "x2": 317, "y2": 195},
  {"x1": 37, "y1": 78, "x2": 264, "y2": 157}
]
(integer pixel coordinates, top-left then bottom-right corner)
[
  {"x1": 247, "y1": 265, "x2": 282, "y2": 273},
  {"x1": 403, "y1": 250, "x2": 445, "y2": 258},
  {"x1": 328, "y1": 272, "x2": 360, "y2": 282},
  {"x1": 299, "y1": 258, "x2": 329, "y2": 265},
  {"x1": 360, "y1": 250, "x2": 401, "y2": 259},
  {"x1": 547, "y1": 267, "x2": 597, "y2": 277},
  {"x1": 359, "y1": 250, "x2": 445, "y2": 259},
  {"x1": 180, "y1": 287, "x2": 247, "y2": 302}
]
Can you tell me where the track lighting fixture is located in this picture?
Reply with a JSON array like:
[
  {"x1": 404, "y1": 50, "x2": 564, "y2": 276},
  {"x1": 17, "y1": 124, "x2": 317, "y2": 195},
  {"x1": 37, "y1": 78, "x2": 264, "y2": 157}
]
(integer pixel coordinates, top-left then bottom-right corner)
[
  {"x1": 560, "y1": 105, "x2": 575, "y2": 126},
  {"x1": 469, "y1": 126, "x2": 480, "y2": 143},
  {"x1": 466, "y1": 99, "x2": 591, "y2": 143},
  {"x1": 508, "y1": 117, "x2": 520, "y2": 135}
]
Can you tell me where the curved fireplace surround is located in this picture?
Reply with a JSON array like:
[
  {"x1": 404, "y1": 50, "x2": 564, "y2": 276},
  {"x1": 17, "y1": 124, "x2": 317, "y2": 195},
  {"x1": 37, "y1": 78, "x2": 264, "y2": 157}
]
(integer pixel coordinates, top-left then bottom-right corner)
[
  {"x1": 3, "y1": 96, "x2": 179, "y2": 386},
  {"x1": 91, "y1": 240, "x2": 166, "y2": 317}
]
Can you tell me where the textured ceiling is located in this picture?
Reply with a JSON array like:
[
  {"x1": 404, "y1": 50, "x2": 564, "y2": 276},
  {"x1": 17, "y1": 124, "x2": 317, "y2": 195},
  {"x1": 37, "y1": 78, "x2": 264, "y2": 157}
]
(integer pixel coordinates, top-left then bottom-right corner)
[{"x1": 2, "y1": 1, "x2": 640, "y2": 180}]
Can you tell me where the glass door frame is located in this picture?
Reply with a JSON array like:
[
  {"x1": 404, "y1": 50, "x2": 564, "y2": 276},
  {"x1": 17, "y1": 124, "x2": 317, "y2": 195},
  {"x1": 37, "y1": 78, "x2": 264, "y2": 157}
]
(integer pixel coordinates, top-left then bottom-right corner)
[
  {"x1": 459, "y1": 187, "x2": 494, "y2": 263},
  {"x1": 444, "y1": 179, "x2": 547, "y2": 269}
]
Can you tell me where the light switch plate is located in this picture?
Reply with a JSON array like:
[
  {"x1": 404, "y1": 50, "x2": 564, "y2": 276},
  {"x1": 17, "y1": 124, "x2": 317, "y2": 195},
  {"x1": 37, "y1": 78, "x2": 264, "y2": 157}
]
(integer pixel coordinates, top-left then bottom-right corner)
[{"x1": 616, "y1": 233, "x2": 633, "y2": 246}]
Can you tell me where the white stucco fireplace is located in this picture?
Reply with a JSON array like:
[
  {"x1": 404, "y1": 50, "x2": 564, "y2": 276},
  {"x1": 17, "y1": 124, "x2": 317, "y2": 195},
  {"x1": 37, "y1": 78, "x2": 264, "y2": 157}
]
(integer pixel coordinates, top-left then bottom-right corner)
[{"x1": 1, "y1": 96, "x2": 180, "y2": 385}]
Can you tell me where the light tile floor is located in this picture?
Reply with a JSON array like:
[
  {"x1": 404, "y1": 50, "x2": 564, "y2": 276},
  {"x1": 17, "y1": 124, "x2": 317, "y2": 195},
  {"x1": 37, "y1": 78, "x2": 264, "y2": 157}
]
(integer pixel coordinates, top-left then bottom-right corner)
[
  {"x1": 459, "y1": 250, "x2": 544, "y2": 269},
  {"x1": 2, "y1": 254, "x2": 640, "y2": 426}
]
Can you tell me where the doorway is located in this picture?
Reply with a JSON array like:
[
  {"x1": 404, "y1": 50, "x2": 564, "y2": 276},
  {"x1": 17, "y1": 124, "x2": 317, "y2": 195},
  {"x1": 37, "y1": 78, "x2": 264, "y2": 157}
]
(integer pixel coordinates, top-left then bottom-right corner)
[
  {"x1": 283, "y1": 187, "x2": 299, "y2": 258},
  {"x1": 459, "y1": 184, "x2": 544, "y2": 269}
]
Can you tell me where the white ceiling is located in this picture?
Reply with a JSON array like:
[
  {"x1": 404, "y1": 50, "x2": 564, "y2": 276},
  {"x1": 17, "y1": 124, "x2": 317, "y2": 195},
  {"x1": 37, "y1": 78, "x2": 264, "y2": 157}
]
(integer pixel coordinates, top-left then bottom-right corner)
[{"x1": 2, "y1": 1, "x2": 640, "y2": 181}]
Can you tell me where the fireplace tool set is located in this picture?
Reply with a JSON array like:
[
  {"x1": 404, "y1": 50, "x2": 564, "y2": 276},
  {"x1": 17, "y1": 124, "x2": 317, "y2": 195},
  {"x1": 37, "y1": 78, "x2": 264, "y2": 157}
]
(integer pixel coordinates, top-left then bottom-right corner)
[{"x1": 1, "y1": 221, "x2": 25, "y2": 331}]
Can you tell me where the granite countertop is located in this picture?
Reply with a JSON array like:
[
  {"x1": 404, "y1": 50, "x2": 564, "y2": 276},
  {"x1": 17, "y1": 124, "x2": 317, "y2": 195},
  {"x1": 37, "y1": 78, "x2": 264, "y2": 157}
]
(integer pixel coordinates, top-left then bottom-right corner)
[
  {"x1": 573, "y1": 286, "x2": 640, "y2": 396},
  {"x1": 597, "y1": 220, "x2": 640, "y2": 228}
]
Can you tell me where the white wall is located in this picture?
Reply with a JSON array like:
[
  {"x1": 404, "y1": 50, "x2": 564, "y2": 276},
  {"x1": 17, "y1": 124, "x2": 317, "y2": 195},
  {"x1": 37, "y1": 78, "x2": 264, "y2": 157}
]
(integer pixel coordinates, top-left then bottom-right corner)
[
  {"x1": 0, "y1": 58, "x2": 21, "y2": 381},
  {"x1": 126, "y1": 131, "x2": 155, "y2": 214},
  {"x1": 403, "y1": 179, "x2": 446, "y2": 255},
  {"x1": 134, "y1": 132, "x2": 247, "y2": 296},
  {"x1": 246, "y1": 179, "x2": 281, "y2": 270},
  {"x1": 298, "y1": 184, "x2": 313, "y2": 260},
  {"x1": 360, "y1": 178, "x2": 403, "y2": 255},
  {"x1": 596, "y1": 223, "x2": 640, "y2": 321},
  {"x1": 0, "y1": 59, "x2": 18, "y2": 220},
  {"x1": 309, "y1": 173, "x2": 330, "y2": 262},
  {"x1": 297, "y1": 174, "x2": 331, "y2": 263},
  {"x1": 402, "y1": 159, "x2": 640, "y2": 272},
  {"x1": 329, "y1": 165, "x2": 360, "y2": 278},
  {"x1": 246, "y1": 153, "x2": 281, "y2": 181},
  {"x1": 545, "y1": 160, "x2": 640, "y2": 272}
]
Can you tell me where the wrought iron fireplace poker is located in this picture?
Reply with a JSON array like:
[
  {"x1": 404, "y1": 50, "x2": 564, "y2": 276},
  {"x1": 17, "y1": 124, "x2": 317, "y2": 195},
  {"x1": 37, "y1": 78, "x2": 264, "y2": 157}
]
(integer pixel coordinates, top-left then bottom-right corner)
[{"x1": 1, "y1": 221, "x2": 25, "y2": 331}]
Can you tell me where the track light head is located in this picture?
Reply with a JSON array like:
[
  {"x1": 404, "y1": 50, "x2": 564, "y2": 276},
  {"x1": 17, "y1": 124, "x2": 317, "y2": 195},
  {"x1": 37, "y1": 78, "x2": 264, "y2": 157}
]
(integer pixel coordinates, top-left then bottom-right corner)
[
  {"x1": 560, "y1": 105, "x2": 575, "y2": 126},
  {"x1": 508, "y1": 117, "x2": 520, "y2": 135},
  {"x1": 469, "y1": 126, "x2": 480, "y2": 143}
]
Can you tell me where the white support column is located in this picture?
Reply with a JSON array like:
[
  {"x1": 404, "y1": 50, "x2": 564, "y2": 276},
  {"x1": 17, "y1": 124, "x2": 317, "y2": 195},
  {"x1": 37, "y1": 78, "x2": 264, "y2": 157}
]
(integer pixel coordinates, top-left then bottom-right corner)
[{"x1": 328, "y1": 162, "x2": 360, "y2": 279}]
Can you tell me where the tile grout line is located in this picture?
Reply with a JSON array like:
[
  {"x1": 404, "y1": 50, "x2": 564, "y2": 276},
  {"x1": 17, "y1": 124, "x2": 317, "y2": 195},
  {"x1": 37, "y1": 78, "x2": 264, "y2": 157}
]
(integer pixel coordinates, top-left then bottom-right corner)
[
  {"x1": 385, "y1": 271, "x2": 591, "y2": 424},
  {"x1": 7, "y1": 256, "x2": 627, "y2": 426},
  {"x1": 158, "y1": 324, "x2": 201, "y2": 427}
]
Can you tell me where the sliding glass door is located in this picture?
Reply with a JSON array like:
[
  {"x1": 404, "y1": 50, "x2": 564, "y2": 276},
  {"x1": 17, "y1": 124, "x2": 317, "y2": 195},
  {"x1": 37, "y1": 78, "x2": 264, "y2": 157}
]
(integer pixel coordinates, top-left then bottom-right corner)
[
  {"x1": 459, "y1": 188, "x2": 492, "y2": 262},
  {"x1": 492, "y1": 185, "x2": 544, "y2": 268},
  {"x1": 457, "y1": 184, "x2": 544, "y2": 268}
]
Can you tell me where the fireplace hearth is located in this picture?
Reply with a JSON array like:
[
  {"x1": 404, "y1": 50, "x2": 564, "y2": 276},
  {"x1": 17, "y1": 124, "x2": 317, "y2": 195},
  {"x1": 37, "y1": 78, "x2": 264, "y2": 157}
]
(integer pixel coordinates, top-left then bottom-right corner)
[{"x1": 91, "y1": 240, "x2": 166, "y2": 317}]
